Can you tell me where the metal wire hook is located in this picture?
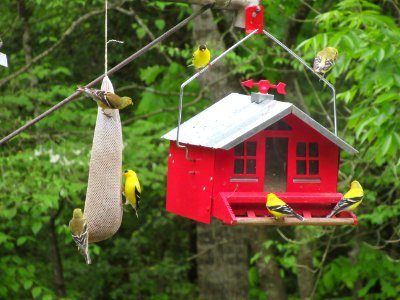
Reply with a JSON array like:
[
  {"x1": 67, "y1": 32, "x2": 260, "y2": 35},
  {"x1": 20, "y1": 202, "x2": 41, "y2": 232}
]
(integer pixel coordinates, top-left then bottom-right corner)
[
  {"x1": 263, "y1": 29, "x2": 337, "y2": 136},
  {"x1": 176, "y1": 29, "x2": 259, "y2": 159}
]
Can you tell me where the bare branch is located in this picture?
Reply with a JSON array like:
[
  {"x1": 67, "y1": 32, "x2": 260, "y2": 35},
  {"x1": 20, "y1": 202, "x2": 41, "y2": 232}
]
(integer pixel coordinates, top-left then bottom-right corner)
[
  {"x1": 0, "y1": 4, "x2": 212, "y2": 146},
  {"x1": 154, "y1": 0, "x2": 259, "y2": 9},
  {"x1": 0, "y1": 0, "x2": 131, "y2": 88},
  {"x1": 115, "y1": 7, "x2": 173, "y2": 63},
  {"x1": 310, "y1": 228, "x2": 336, "y2": 299}
]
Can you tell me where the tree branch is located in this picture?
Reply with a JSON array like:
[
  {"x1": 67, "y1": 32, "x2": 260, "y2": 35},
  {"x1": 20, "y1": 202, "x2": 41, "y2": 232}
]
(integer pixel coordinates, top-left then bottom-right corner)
[
  {"x1": 0, "y1": 0, "x2": 127, "y2": 88},
  {"x1": 115, "y1": 7, "x2": 173, "y2": 63},
  {"x1": 153, "y1": 0, "x2": 258, "y2": 9}
]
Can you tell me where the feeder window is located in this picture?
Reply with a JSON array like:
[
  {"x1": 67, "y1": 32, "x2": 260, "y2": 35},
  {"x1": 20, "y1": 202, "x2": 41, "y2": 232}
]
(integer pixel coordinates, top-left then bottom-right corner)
[
  {"x1": 234, "y1": 142, "x2": 257, "y2": 175},
  {"x1": 295, "y1": 142, "x2": 319, "y2": 176}
]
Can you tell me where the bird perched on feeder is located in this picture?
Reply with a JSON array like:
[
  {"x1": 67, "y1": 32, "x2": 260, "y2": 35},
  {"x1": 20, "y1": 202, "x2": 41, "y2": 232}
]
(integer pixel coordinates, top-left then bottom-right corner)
[
  {"x1": 326, "y1": 180, "x2": 364, "y2": 218},
  {"x1": 77, "y1": 86, "x2": 133, "y2": 117},
  {"x1": 313, "y1": 47, "x2": 338, "y2": 77},
  {"x1": 69, "y1": 208, "x2": 91, "y2": 264},
  {"x1": 189, "y1": 44, "x2": 211, "y2": 69},
  {"x1": 122, "y1": 169, "x2": 141, "y2": 218},
  {"x1": 266, "y1": 193, "x2": 304, "y2": 221}
]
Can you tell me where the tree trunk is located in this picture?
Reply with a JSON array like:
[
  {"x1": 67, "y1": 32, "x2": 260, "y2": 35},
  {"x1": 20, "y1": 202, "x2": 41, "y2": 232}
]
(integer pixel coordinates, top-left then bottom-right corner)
[
  {"x1": 17, "y1": 0, "x2": 38, "y2": 87},
  {"x1": 197, "y1": 221, "x2": 249, "y2": 300},
  {"x1": 251, "y1": 228, "x2": 288, "y2": 300},
  {"x1": 295, "y1": 228, "x2": 314, "y2": 300},
  {"x1": 191, "y1": 6, "x2": 249, "y2": 300},
  {"x1": 284, "y1": 0, "x2": 314, "y2": 48},
  {"x1": 48, "y1": 216, "x2": 66, "y2": 297}
]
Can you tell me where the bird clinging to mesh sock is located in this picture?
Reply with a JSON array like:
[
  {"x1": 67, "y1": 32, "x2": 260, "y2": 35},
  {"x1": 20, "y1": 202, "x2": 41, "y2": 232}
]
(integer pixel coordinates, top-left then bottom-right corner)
[
  {"x1": 69, "y1": 208, "x2": 91, "y2": 264},
  {"x1": 266, "y1": 193, "x2": 304, "y2": 221},
  {"x1": 77, "y1": 86, "x2": 133, "y2": 117},
  {"x1": 326, "y1": 180, "x2": 363, "y2": 218},
  {"x1": 122, "y1": 169, "x2": 142, "y2": 218},
  {"x1": 313, "y1": 47, "x2": 338, "y2": 78}
]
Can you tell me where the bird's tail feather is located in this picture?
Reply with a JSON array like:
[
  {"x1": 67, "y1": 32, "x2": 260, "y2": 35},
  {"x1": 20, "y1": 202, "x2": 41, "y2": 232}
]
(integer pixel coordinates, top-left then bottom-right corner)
[
  {"x1": 293, "y1": 212, "x2": 304, "y2": 221},
  {"x1": 84, "y1": 251, "x2": 91, "y2": 264},
  {"x1": 325, "y1": 211, "x2": 335, "y2": 218}
]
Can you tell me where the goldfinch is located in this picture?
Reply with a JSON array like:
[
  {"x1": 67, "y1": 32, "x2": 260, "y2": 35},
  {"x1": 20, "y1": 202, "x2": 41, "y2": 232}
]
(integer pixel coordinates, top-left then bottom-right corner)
[
  {"x1": 69, "y1": 208, "x2": 91, "y2": 264},
  {"x1": 326, "y1": 180, "x2": 363, "y2": 218},
  {"x1": 122, "y1": 169, "x2": 141, "y2": 218},
  {"x1": 188, "y1": 45, "x2": 211, "y2": 69},
  {"x1": 266, "y1": 193, "x2": 304, "y2": 221},
  {"x1": 77, "y1": 86, "x2": 133, "y2": 116},
  {"x1": 313, "y1": 47, "x2": 338, "y2": 77}
]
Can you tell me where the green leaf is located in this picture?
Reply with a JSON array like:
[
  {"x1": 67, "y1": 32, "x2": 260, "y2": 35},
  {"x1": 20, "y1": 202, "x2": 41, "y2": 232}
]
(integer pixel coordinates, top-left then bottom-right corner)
[
  {"x1": 250, "y1": 252, "x2": 261, "y2": 264},
  {"x1": 155, "y1": 19, "x2": 165, "y2": 30},
  {"x1": 139, "y1": 65, "x2": 164, "y2": 85},
  {"x1": 31, "y1": 222, "x2": 42, "y2": 235},
  {"x1": 381, "y1": 134, "x2": 392, "y2": 157},
  {"x1": 23, "y1": 280, "x2": 33, "y2": 290},
  {"x1": 136, "y1": 28, "x2": 146, "y2": 39},
  {"x1": 32, "y1": 287, "x2": 41, "y2": 299},
  {"x1": 16, "y1": 237, "x2": 27, "y2": 246}
]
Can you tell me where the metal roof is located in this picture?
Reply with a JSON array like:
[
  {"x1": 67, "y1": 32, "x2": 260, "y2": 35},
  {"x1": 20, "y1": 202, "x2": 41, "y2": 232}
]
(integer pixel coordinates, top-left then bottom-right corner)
[{"x1": 162, "y1": 93, "x2": 358, "y2": 154}]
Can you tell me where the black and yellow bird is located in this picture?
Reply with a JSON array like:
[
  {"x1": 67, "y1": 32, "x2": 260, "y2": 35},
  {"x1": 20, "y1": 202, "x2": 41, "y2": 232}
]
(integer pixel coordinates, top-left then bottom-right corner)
[
  {"x1": 326, "y1": 180, "x2": 363, "y2": 218},
  {"x1": 313, "y1": 47, "x2": 338, "y2": 77},
  {"x1": 78, "y1": 86, "x2": 133, "y2": 116}
]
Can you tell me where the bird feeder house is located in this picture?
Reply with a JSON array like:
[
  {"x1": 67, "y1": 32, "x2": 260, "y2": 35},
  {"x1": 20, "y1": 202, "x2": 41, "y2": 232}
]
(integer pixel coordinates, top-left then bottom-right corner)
[
  {"x1": 162, "y1": 86, "x2": 358, "y2": 226},
  {"x1": 162, "y1": 4, "x2": 358, "y2": 226}
]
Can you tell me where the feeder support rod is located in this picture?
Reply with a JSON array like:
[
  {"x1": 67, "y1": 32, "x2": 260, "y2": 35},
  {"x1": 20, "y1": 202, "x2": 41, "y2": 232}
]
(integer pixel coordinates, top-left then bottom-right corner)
[
  {"x1": 263, "y1": 29, "x2": 337, "y2": 136},
  {"x1": 176, "y1": 29, "x2": 259, "y2": 150}
]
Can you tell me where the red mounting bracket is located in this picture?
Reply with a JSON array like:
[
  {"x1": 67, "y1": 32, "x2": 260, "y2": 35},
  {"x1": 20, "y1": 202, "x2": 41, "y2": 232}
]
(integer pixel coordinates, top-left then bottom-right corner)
[
  {"x1": 245, "y1": 5, "x2": 264, "y2": 34},
  {"x1": 241, "y1": 79, "x2": 287, "y2": 95}
]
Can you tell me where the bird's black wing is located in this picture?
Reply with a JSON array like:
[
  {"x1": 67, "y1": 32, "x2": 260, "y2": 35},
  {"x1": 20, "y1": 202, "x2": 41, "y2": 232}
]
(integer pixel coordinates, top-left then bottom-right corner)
[
  {"x1": 332, "y1": 196, "x2": 363, "y2": 211},
  {"x1": 313, "y1": 55, "x2": 321, "y2": 71},
  {"x1": 268, "y1": 205, "x2": 295, "y2": 215},
  {"x1": 72, "y1": 224, "x2": 89, "y2": 253},
  {"x1": 135, "y1": 187, "x2": 141, "y2": 209}
]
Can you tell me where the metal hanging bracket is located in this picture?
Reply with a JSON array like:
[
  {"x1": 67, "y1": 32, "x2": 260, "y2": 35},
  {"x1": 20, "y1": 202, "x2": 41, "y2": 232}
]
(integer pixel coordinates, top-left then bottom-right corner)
[
  {"x1": 245, "y1": 5, "x2": 264, "y2": 34},
  {"x1": 176, "y1": 4, "x2": 338, "y2": 162}
]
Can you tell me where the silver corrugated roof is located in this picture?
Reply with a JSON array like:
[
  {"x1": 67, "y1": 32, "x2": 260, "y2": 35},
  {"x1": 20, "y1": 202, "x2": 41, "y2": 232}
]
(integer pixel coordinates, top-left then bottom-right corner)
[{"x1": 162, "y1": 93, "x2": 358, "y2": 154}]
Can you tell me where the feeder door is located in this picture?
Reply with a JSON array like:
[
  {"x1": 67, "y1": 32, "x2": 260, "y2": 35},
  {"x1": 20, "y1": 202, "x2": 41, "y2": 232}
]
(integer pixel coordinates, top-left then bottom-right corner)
[{"x1": 264, "y1": 137, "x2": 288, "y2": 192}]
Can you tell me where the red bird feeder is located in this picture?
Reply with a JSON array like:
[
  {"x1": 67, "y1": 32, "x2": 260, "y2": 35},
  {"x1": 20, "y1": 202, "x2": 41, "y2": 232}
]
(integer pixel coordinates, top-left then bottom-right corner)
[
  {"x1": 162, "y1": 87, "x2": 359, "y2": 226},
  {"x1": 162, "y1": 2, "x2": 352, "y2": 226}
]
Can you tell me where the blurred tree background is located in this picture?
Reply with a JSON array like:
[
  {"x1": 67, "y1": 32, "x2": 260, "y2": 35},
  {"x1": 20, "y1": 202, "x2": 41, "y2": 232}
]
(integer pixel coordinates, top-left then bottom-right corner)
[{"x1": 0, "y1": 0, "x2": 399, "y2": 299}]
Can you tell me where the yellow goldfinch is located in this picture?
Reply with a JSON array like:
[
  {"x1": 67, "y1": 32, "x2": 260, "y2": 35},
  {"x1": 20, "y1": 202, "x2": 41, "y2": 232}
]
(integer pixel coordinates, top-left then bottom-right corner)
[
  {"x1": 69, "y1": 208, "x2": 91, "y2": 264},
  {"x1": 122, "y1": 169, "x2": 141, "y2": 218},
  {"x1": 313, "y1": 47, "x2": 338, "y2": 77},
  {"x1": 326, "y1": 180, "x2": 363, "y2": 218},
  {"x1": 77, "y1": 86, "x2": 133, "y2": 116},
  {"x1": 188, "y1": 45, "x2": 211, "y2": 69},
  {"x1": 266, "y1": 193, "x2": 304, "y2": 221}
]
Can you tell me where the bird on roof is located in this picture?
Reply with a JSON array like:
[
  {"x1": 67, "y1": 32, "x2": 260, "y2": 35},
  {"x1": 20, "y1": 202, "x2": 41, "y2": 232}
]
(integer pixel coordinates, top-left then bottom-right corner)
[
  {"x1": 313, "y1": 47, "x2": 338, "y2": 77},
  {"x1": 122, "y1": 169, "x2": 141, "y2": 218},
  {"x1": 188, "y1": 44, "x2": 211, "y2": 69},
  {"x1": 266, "y1": 193, "x2": 304, "y2": 221},
  {"x1": 326, "y1": 180, "x2": 363, "y2": 218},
  {"x1": 69, "y1": 208, "x2": 91, "y2": 264},
  {"x1": 77, "y1": 86, "x2": 133, "y2": 117}
]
